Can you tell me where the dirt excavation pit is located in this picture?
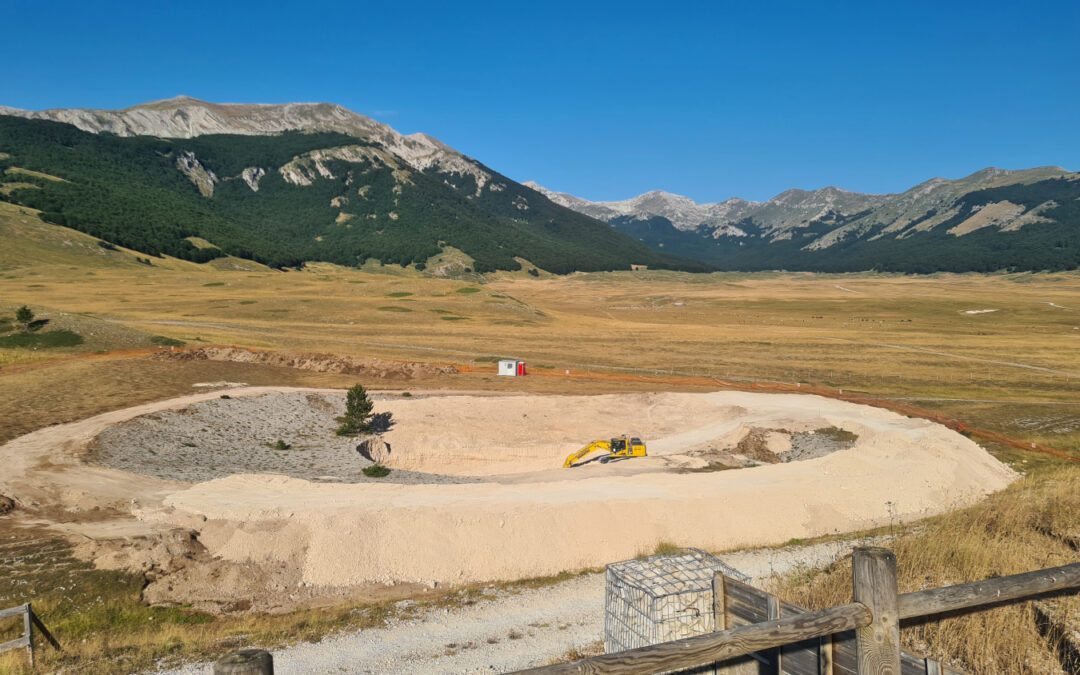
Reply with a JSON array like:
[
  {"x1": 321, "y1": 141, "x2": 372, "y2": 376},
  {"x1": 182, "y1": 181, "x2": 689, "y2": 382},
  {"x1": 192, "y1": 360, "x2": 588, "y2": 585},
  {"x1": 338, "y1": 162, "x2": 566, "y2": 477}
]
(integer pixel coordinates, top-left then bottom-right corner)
[
  {"x1": 89, "y1": 391, "x2": 867, "y2": 482},
  {"x1": 5, "y1": 388, "x2": 1017, "y2": 605},
  {"x1": 89, "y1": 392, "x2": 484, "y2": 485}
]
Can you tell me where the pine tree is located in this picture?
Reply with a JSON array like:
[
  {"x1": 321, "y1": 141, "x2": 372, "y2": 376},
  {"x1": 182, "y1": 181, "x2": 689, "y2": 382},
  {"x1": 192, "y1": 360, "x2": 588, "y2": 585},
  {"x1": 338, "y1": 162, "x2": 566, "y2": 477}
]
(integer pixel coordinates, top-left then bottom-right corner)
[{"x1": 336, "y1": 383, "x2": 374, "y2": 436}]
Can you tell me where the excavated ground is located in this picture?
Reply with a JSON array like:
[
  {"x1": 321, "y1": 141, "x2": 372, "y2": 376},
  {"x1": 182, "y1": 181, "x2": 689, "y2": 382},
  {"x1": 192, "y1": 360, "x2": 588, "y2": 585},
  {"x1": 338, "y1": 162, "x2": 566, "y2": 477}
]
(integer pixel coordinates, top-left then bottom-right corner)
[
  {"x1": 89, "y1": 392, "x2": 482, "y2": 485},
  {"x1": 0, "y1": 387, "x2": 1017, "y2": 612},
  {"x1": 88, "y1": 391, "x2": 858, "y2": 483}
]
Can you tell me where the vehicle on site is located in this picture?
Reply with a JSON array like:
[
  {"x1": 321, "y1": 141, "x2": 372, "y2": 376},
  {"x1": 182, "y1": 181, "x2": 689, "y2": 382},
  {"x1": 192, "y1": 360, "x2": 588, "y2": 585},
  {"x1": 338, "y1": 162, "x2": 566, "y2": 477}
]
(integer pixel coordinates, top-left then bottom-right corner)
[{"x1": 563, "y1": 435, "x2": 647, "y2": 468}]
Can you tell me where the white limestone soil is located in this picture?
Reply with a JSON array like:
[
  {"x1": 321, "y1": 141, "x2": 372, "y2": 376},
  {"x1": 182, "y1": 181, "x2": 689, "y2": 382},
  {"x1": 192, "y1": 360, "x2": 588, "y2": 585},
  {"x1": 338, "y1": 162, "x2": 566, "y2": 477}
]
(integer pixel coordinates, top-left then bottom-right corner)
[{"x1": 1, "y1": 387, "x2": 1017, "y2": 590}]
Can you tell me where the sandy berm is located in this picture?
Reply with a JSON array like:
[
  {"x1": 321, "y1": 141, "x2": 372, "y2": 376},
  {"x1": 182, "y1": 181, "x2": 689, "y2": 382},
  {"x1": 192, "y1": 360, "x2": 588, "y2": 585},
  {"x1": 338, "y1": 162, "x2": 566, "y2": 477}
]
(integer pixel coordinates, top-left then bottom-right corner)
[{"x1": 1, "y1": 388, "x2": 1016, "y2": 590}]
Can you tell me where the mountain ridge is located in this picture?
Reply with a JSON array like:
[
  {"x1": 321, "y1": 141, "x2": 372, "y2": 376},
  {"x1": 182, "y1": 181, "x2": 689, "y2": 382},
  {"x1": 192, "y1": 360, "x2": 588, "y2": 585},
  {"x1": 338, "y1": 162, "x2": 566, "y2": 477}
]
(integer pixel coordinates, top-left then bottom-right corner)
[
  {"x1": 0, "y1": 99, "x2": 708, "y2": 273},
  {"x1": 3, "y1": 97, "x2": 1078, "y2": 274},
  {"x1": 528, "y1": 165, "x2": 1080, "y2": 272}
]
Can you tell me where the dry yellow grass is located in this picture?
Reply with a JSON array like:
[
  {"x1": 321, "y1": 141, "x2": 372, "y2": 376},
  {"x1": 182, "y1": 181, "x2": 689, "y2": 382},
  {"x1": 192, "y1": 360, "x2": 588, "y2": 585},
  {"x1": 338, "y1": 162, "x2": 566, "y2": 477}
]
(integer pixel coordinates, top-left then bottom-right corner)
[
  {"x1": 2, "y1": 211, "x2": 1079, "y2": 672},
  {"x1": 770, "y1": 465, "x2": 1080, "y2": 673}
]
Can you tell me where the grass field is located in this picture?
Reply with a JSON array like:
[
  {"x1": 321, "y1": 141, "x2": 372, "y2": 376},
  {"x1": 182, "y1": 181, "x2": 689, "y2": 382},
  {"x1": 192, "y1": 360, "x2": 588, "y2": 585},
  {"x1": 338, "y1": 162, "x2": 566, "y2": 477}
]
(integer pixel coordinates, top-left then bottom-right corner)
[{"x1": 1, "y1": 209, "x2": 1079, "y2": 672}]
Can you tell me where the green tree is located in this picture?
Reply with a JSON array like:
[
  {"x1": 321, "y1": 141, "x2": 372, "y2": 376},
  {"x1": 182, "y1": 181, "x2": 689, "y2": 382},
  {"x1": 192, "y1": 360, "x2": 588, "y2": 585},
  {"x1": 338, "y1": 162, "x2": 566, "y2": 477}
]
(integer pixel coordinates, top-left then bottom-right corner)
[
  {"x1": 336, "y1": 383, "x2": 374, "y2": 436},
  {"x1": 15, "y1": 306, "x2": 34, "y2": 331}
]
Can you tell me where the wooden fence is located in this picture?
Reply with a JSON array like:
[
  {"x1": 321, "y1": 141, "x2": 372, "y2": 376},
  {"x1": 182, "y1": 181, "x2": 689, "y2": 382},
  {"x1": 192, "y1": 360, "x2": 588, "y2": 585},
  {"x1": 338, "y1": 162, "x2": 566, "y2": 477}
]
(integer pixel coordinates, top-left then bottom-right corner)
[
  {"x1": 515, "y1": 547, "x2": 1080, "y2": 675},
  {"x1": 0, "y1": 603, "x2": 60, "y2": 666}
]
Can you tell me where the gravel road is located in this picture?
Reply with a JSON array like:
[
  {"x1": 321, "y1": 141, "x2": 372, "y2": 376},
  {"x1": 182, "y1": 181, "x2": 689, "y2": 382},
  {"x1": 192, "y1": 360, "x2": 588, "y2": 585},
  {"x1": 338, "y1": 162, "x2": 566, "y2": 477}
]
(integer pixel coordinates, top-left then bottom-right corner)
[{"x1": 162, "y1": 539, "x2": 874, "y2": 674}]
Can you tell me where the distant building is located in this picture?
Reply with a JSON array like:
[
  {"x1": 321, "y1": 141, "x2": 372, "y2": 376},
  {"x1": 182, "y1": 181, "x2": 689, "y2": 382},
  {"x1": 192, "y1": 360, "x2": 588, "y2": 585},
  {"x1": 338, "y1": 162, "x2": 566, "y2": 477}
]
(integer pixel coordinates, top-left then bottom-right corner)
[
  {"x1": 498, "y1": 359, "x2": 526, "y2": 376},
  {"x1": 631, "y1": 264, "x2": 648, "y2": 271}
]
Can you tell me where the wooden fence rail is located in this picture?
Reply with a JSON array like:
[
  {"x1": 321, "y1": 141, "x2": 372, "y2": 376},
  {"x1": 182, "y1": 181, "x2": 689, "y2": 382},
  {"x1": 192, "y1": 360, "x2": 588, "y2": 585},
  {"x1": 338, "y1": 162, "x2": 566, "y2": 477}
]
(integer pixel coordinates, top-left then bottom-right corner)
[
  {"x1": 0, "y1": 603, "x2": 60, "y2": 666},
  {"x1": 514, "y1": 548, "x2": 1080, "y2": 675}
]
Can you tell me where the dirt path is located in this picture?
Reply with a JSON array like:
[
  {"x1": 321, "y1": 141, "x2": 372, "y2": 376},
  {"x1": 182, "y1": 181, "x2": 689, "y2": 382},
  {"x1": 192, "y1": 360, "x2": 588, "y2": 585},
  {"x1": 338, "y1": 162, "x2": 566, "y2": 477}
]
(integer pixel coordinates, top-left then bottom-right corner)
[{"x1": 162, "y1": 540, "x2": 871, "y2": 674}]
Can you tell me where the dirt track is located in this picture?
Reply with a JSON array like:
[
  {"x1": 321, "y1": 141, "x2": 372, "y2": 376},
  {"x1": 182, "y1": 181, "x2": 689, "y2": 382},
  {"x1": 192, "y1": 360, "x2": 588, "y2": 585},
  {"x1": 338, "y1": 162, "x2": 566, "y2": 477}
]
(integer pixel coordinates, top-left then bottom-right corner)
[{"x1": 0, "y1": 387, "x2": 1017, "y2": 606}]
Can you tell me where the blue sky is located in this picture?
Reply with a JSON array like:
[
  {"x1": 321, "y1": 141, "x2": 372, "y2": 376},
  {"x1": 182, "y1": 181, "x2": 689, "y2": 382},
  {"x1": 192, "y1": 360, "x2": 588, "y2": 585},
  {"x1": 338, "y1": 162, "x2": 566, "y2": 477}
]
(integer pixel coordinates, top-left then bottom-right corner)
[{"x1": 3, "y1": 1, "x2": 1077, "y2": 202}]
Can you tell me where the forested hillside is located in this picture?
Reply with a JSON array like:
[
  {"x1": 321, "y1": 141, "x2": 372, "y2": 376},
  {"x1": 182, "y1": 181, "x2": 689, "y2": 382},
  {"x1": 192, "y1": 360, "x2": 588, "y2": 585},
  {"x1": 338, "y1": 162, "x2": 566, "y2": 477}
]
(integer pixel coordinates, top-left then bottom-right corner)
[
  {"x1": 0, "y1": 116, "x2": 709, "y2": 273},
  {"x1": 609, "y1": 177, "x2": 1080, "y2": 273}
]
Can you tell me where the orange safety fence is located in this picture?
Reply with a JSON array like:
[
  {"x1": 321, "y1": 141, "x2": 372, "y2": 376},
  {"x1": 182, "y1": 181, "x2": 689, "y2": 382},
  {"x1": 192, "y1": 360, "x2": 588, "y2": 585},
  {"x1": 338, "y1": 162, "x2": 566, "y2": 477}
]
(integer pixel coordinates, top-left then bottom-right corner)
[{"x1": 3, "y1": 346, "x2": 1076, "y2": 464}]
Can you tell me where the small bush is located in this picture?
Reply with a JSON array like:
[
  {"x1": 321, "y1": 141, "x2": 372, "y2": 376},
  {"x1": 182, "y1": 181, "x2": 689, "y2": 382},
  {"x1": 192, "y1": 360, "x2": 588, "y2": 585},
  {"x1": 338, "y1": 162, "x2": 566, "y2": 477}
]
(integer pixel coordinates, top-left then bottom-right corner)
[
  {"x1": 401, "y1": 392, "x2": 412, "y2": 397},
  {"x1": 219, "y1": 394, "x2": 231, "y2": 399},
  {"x1": 267, "y1": 439, "x2": 291, "y2": 451},
  {"x1": 527, "y1": 268, "x2": 539, "y2": 277},
  {"x1": 456, "y1": 287, "x2": 481, "y2": 294},
  {"x1": 150, "y1": 335, "x2": 185, "y2": 347},
  {"x1": 362, "y1": 464, "x2": 391, "y2": 478},
  {"x1": 15, "y1": 305, "x2": 33, "y2": 328},
  {"x1": 377, "y1": 306, "x2": 412, "y2": 312},
  {"x1": 202, "y1": 282, "x2": 225, "y2": 287},
  {"x1": 97, "y1": 240, "x2": 118, "y2": 251}
]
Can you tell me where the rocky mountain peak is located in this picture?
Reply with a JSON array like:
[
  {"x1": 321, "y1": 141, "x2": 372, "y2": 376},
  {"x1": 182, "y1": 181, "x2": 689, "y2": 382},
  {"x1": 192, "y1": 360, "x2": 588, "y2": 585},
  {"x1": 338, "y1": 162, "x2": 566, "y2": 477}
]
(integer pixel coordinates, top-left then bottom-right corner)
[{"x1": 0, "y1": 96, "x2": 493, "y2": 193}]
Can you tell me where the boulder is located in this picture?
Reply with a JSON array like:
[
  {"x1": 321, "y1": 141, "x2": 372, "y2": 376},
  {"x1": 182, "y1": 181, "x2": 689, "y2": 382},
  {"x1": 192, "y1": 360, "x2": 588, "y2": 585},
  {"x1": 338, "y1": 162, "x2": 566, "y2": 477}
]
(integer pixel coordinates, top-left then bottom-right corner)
[{"x1": 357, "y1": 437, "x2": 391, "y2": 464}]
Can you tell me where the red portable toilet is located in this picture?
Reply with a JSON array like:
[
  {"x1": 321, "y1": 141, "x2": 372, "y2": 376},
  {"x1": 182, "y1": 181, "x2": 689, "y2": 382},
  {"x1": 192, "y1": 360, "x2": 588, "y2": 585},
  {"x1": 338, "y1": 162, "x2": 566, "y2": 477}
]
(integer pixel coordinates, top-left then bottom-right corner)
[{"x1": 517, "y1": 362, "x2": 526, "y2": 376}]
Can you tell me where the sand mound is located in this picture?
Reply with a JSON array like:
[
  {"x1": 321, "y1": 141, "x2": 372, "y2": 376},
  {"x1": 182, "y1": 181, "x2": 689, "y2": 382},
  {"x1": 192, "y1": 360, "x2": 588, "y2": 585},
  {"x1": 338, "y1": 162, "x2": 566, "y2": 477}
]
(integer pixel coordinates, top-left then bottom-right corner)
[
  {"x1": 155, "y1": 347, "x2": 459, "y2": 379},
  {"x1": 157, "y1": 391, "x2": 1016, "y2": 588}
]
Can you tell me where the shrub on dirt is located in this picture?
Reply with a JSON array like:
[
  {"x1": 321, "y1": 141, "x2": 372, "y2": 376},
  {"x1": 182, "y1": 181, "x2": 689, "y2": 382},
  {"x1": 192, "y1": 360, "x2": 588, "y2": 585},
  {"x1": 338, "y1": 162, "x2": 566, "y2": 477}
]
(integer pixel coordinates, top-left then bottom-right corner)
[
  {"x1": 150, "y1": 335, "x2": 186, "y2": 347},
  {"x1": 362, "y1": 464, "x2": 391, "y2": 478},
  {"x1": 267, "y1": 439, "x2": 291, "y2": 451},
  {"x1": 15, "y1": 304, "x2": 33, "y2": 329},
  {"x1": 0, "y1": 494, "x2": 15, "y2": 515},
  {"x1": 336, "y1": 383, "x2": 374, "y2": 436}
]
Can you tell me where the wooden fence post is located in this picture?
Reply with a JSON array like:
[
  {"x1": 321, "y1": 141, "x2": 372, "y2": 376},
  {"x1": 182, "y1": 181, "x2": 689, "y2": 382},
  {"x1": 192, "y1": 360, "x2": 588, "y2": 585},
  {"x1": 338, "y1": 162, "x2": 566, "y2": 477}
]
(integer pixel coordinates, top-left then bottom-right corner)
[
  {"x1": 767, "y1": 594, "x2": 781, "y2": 673},
  {"x1": 23, "y1": 603, "x2": 33, "y2": 667},
  {"x1": 712, "y1": 574, "x2": 726, "y2": 632},
  {"x1": 853, "y1": 547, "x2": 901, "y2": 675}
]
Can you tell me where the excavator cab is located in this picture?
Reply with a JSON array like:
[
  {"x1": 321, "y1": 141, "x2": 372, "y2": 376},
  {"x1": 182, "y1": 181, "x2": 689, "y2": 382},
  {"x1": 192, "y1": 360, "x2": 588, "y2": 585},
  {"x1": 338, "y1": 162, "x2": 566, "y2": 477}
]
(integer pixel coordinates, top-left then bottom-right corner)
[{"x1": 609, "y1": 435, "x2": 646, "y2": 460}]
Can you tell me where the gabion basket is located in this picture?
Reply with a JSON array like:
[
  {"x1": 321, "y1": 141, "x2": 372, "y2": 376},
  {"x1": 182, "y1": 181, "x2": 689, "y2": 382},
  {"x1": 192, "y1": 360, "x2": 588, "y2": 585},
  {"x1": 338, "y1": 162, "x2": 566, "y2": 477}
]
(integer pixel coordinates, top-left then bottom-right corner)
[{"x1": 604, "y1": 548, "x2": 749, "y2": 657}]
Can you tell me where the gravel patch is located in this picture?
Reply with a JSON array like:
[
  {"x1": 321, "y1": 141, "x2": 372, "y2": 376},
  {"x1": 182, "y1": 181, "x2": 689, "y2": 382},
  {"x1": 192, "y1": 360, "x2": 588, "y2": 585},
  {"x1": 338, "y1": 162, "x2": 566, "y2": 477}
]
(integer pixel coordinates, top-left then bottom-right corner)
[
  {"x1": 781, "y1": 428, "x2": 858, "y2": 462},
  {"x1": 89, "y1": 392, "x2": 483, "y2": 485}
]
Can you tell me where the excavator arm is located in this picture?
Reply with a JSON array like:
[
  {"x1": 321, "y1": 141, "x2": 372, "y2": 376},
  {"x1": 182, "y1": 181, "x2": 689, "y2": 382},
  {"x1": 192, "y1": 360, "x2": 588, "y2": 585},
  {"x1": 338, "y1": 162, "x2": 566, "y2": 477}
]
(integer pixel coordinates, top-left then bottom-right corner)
[{"x1": 563, "y1": 440, "x2": 612, "y2": 468}]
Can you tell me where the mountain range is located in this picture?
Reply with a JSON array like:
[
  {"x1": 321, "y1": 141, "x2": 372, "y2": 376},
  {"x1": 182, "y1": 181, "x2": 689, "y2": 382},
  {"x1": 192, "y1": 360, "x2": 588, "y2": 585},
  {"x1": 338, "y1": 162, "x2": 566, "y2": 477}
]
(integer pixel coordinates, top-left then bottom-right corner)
[
  {"x1": 1, "y1": 96, "x2": 1078, "y2": 274},
  {"x1": 0, "y1": 97, "x2": 706, "y2": 273},
  {"x1": 527, "y1": 165, "x2": 1080, "y2": 273}
]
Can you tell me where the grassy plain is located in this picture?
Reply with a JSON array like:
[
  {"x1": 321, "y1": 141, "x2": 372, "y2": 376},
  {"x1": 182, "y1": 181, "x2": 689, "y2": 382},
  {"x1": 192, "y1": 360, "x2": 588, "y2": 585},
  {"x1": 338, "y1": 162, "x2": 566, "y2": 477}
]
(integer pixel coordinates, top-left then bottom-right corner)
[{"x1": 1, "y1": 208, "x2": 1079, "y2": 672}]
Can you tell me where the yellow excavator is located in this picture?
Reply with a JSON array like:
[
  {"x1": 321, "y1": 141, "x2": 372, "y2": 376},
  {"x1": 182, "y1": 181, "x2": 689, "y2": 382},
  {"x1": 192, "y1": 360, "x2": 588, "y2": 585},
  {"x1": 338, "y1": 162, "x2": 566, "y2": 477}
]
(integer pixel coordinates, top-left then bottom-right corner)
[{"x1": 563, "y1": 435, "x2": 647, "y2": 468}]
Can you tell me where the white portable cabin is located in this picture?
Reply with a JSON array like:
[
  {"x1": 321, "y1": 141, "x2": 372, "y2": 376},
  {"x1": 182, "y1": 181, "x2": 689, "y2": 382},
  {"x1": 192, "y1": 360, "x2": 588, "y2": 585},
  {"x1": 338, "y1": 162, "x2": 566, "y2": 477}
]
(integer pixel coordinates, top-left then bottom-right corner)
[{"x1": 497, "y1": 359, "x2": 526, "y2": 376}]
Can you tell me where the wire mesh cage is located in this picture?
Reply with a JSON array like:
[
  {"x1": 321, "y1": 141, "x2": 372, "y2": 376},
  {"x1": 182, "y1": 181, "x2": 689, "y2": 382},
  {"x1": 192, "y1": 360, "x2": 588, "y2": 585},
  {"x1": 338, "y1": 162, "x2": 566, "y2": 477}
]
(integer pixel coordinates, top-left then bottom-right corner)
[{"x1": 604, "y1": 548, "x2": 749, "y2": 657}]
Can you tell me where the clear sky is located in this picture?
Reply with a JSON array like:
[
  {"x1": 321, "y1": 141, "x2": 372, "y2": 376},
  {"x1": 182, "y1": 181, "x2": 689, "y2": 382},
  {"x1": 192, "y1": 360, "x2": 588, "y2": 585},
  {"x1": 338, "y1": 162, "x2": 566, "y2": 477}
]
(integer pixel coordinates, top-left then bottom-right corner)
[{"x1": 3, "y1": 1, "x2": 1077, "y2": 203}]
